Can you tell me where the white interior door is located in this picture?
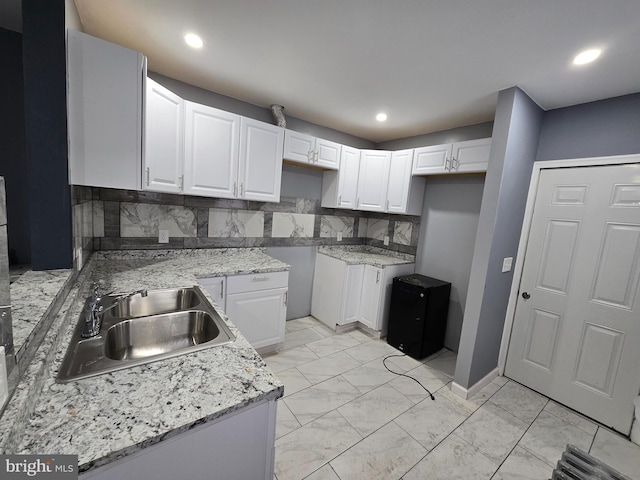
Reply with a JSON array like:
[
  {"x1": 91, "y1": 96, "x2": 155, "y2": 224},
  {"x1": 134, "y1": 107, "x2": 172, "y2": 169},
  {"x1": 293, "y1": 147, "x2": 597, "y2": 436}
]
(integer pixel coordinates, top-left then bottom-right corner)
[{"x1": 505, "y1": 163, "x2": 640, "y2": 434}]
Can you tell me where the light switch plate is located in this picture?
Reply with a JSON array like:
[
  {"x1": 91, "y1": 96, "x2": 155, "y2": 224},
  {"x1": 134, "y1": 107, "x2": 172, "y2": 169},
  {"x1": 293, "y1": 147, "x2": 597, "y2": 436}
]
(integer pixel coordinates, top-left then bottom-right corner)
[
  {"x1": 383, "y1": 236, "x2": 389, "y2": 246},
  {"x1": 502, "y1": 257, "x2": 513, "y2": 273},
  {"x1": 158, "y1": 230, "x2": 169, "y2": 244},
  {"x1": 337, "y1": 232, "x2": 343, "y2": 241}
]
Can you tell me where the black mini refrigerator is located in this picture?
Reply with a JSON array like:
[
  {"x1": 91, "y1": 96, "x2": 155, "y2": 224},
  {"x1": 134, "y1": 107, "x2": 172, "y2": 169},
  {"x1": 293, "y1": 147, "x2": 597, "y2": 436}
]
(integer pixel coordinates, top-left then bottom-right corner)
[{"x1": 387, "y1": 274, "x2": 451, "y2": 360}]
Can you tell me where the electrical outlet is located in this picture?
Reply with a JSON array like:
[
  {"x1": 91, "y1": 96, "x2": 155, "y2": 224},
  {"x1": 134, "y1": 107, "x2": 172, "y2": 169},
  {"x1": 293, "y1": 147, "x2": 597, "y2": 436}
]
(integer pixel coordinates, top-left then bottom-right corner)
[
  {"x1": 502, "y1": 257, "x2": 513, "y2": 273},
  {"x1": 0, "y1": 347, "x2": 8, "y2": 408},
  {"x1": 383, "y1": 235, "x2": 389, "y2": 246},
  {"x1": 337, "y1": 232, "x2": 343, "y2": 241},
  {"x1": 158, "y1": 229, "x2": 170, "y2": 244}
]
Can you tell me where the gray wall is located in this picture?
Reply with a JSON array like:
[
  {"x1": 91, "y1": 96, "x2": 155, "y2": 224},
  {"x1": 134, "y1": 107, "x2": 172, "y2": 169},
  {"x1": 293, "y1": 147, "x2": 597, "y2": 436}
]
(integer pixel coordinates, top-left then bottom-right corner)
[
  {"x1": 415, "y1": 176, "x2": 484, "y2": 352},
  {"x1": 376, "y1": 122, "x2": 494, "y2": 150},
  {"x1": 455, "y1": 87, "x2": 544, "y2": 389},
  {"x1": 149, "y1": 72, "x2": 376, "y2": 150},
  {"x1": 537, "y1": 92, "x2": 640, "y2": 161}
]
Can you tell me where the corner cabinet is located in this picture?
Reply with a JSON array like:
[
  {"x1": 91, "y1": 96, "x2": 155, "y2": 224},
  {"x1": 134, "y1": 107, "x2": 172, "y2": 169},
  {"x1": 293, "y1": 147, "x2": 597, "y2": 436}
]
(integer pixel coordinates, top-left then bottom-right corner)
[
  {"x1": 356, "y1": 150, "x2": 392, "y2": 212},
  {"x1": 283, "y1": 130, "x2": 340, "y2": 170},
  {"x1": 143, "y1": 78, "x2": 185, "y2": 193},
  {"x1": 67, "y1": 30, "x2": 144, "y2": 190},
  {"x1": 412, "y1": 138, "x2": 491, "y2": 175},
  {"x1": 386, "y1": 149, "x2": 425, "y2": 215}
]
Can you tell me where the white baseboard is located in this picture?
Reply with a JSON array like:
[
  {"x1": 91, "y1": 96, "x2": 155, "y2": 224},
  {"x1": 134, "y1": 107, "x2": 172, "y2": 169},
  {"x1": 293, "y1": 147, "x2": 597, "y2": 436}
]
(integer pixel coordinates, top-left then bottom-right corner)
[{"x1": 450, "y1": 367, "x2": 499, "y2": 400}]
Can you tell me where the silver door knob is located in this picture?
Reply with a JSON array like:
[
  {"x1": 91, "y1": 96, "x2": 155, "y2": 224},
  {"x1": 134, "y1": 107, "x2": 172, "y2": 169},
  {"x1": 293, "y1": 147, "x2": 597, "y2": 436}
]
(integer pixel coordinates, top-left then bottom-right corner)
[{"x1": 522, "y1": 292, "x2": 531, "y2": 299}]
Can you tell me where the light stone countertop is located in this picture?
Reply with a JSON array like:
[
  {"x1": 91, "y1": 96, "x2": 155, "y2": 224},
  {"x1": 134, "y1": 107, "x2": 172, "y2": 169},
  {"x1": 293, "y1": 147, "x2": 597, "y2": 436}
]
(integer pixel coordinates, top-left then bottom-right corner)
[
  {"x1": 4, "y1": 248, "x2": 288, "y2": 473},
  {"x1": 318, "y1": 245, "x2": 415, "y2": 267}
]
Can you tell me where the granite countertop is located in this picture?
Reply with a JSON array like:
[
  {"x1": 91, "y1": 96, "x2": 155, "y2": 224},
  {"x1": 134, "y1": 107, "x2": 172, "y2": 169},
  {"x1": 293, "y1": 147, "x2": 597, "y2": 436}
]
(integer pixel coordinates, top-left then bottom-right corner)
[
  {"x1": 7, "y1": 248, "x2": 288, "y2": 473},
  {"x1": 318, "y1": 245, "x2": 415, "y2": 267}
]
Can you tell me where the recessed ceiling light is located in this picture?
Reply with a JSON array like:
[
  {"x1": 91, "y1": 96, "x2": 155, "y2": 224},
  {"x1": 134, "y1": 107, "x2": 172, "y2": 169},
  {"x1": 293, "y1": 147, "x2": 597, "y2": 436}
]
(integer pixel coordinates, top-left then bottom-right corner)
[
  {"x1": 573, "y1": 49, "x2": 601, "y2": 65},
  {"x1": 184, "y1": 33, "x2": 203, "y2": 49},
  {"x1": 376, "y1": 113, "x2": 387, "y2": 122}
]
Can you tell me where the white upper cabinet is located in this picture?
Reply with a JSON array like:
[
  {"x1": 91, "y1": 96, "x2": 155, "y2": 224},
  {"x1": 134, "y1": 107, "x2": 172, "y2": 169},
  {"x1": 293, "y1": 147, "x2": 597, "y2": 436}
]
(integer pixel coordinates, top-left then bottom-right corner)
[
  {"x1": 283, "y1": 130, "x2": 340, "y2": 170},
  {"x1": 321, "y1": 145, "x2": 360, "y2": 209},
  {"x1": 386, "y1": 149, "x2": 424, "y2": 215},
  {"x1": 451, "y1": 137, "x2": 492, "y2": 173},
  {"x1": 67, "y1": 30, "x2": 144, "y2": 190},
  {"x1": 412, "y1": 143, "x2": 452, "y2": 175},
  {"x1": 183, "y1": 102, "x2": 240, "y2": 198},
  {"x1": 412, "y1": 138, "x2": 491, "y2": 175},
  {"x1": 239, "y1": 118, "x2": 284, "y2": 202},
  {"x1": 143, "y1": 78, "x2": 184, "y2": 193},
  {"x1": 356, "y1": 150, "x2": 392, "y2": 212}
]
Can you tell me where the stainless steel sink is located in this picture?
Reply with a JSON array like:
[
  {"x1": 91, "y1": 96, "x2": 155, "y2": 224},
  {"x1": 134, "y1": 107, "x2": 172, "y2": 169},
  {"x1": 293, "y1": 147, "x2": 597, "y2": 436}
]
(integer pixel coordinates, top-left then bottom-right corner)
[{"x1": 56, "y1": 286, "x2": 235, "y2": 383}]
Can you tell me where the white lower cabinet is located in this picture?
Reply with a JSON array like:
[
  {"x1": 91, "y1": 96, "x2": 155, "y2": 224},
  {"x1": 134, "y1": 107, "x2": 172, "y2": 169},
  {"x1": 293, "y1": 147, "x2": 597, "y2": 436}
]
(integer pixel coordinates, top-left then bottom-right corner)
[
  {"x1": 311, "y1": 253, "x2": 414, "y2": 334},
  {"x1": 200, "y1": 271, "x2": 288, "y2": 352},
  {"x1": 80, "y1": 400, "x2": 277, "y2": 480}
]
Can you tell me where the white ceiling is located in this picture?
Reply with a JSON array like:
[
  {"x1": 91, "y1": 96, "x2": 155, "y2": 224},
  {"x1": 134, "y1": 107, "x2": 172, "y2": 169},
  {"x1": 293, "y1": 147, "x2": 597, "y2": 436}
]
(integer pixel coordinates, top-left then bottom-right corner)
[{"x1": 8, "y1": 1, "x2": 640, "y2": 142}]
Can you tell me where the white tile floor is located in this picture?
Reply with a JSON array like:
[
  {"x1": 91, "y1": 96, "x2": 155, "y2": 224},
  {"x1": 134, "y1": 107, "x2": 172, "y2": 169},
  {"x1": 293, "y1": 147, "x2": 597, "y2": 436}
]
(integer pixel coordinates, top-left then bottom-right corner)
[{"x1": 265, "y1": 316, "x2": 640, "y2": 480}]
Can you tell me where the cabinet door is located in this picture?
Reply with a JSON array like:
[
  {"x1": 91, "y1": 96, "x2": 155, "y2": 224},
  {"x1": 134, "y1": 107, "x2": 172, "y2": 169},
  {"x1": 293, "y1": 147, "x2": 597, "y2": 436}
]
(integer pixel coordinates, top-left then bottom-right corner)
[
  {"x1": 315, "y1": 138, "x2": 340, "y2": 170},
  {"x1": 198, "y1": 277, "x2": 226, "y2": 311},
  {"x1": 283, "y1": 130, "x2": 315, "y2": 165},
  {"x1": 336, "y1": 146, "x2": 360, "y2": 209},
  {"x1": 451, "y1": 138, "x2": 491, "y2": 173},
  {"x1": 226, "y1": 287, "x2": 287, "y2": 349},
  {"x1": 144, "y1": 78, "x2": 184, "y2": 193},
  {"x1": 239, "y1": 119, "x2": 284, "y2": 202},
  {"x1": 386, "y1": 149, "x2": 414, "y2": 214},
  {"x1": 359, "y1": 265, "x2": 383, "y2": 329},
  {"x1": 67, "y1": 30, "x2": 143, "y2": 190},
  {"x1": 184, "y1": 102, "x2": 240, "y2": 198},
  {"x1": 412, "y1": 144, "x2": 452, "y2": 175},
  {"x1": 356, "y1": 150, "x2": 391, "y2": 212},
  {"x1": 341, "y1": 264, "x2": 364, "y2": 325}
]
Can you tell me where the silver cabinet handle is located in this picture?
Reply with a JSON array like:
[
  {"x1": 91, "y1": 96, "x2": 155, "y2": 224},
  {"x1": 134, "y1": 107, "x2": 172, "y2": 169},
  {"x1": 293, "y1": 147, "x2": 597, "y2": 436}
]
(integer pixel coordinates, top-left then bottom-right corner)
[
  {"x1": 219, "y1": 280, "x2": 224, "y2": 298},
  {"x1": 252, "y1": 276, "x2": 269, "y2": 282},
  {"x1": 338, "y1": 195, "x2": 342, "y2": 205},
  {"x1": 452, "y1": 156, "x2": 459, "y2": 170},
  {"x1": 179, "y1": 175, "x2": 184, "y2": 191},
  {"x1": 386, "y1": 200, "x2": 389, "y2": 211},
  {"x1": 357, "y1": 197, "x2": 360, "y2": 208},
  {"x1": 315, "y1": 151, "x2": 319, "y2": 163},
  {"x1": 240, "y1": 183, "x2": 244, "y2": 197},
  {"x1": 307, "y1": 150, "x2": 314, "y2": 163},
  {"x1": 284, "y1": 291, "x2": 288, "y2": 306},
  {"x1": 376, "y1": 271, "x2": 380, "y2": 283},
  {"x1": 145, "y1": 167, "x2": 150, "y2": 186},
  {"x1": 233, "y1": 182, "x2": 237, "y2": 197},
  {"x1": 445, "y1": 157, "x2": 451, "y2": 171}
]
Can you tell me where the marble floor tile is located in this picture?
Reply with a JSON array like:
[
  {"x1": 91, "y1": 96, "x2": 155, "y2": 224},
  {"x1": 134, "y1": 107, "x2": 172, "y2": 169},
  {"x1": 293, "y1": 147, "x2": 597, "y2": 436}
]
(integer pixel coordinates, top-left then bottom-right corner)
[
  {"x1": 382, "y1": 353, "x2": 424, "y2": 373},
  {"x1": 283, "y1": 376, "x2": 360, "y2": 425},
  {"x1": 297, "y1": 351, "x2": 362, "y2": 385},
  {"x1": 346, "y1": 328, "x2": 376, "y2": 343},
  {"x1": 303, "y1": 464, "x2": 340, "y2": 480},
  {"x1": 311, "y1": 324, "x2": 339, "y2": 339},
  {"x1": 543, "y1": 401, "x2": 598, "y2": 435},
  {"x1": 454, "y1": 401, "x2": 529, "y2": 464},
  {"x1": 283, "y1": 328, "x2": 325, "y2": 350},
  {"x1": 589, "y1": 428, "x2": 640, "y2": 480},
  {"x1": 492, "y1": 375, "x2": 510, "y2": 386},
  {"x1": 388, "y1": 363, "x2": 450, "y2": 403},
  {"x1": 344, "y1": 340, "x2": 400, "y2": 363},
  {"x1": 276, "y1": 401, "x2": 301, "y2": 439},
  {"x1": 340, "y1": 359, "x2": 398, "y2": 394},
  {"x1": 489, "y1": 380, "x2": 548, "y2": 424},
  {"x1": 492, "y1": 445, "x2": 554, "y2": 480},
  {"x1": 330, "y1": 421, "x2": 426, "y2": 480},
  {"x1": 403, "y1": 434, "x2": 498, "y2": 480},
  {"x1": 338, "y1": 383, "x2": 414, "y2": 437},
  {"x1": 518, "y1": 410, "x2": 594, "y2": 467},
  {"x1": 306, "y1": 335, "x2": 361, "y2": 358},
  {"x1": 274, "y1": 410, "x2": 362, "y2": 480},
  {"x1": 394, "y1": 393, "x2": 470, "y2": 451},
  {"x1": 425, "y1": 349, "x2": 457, "y2": 377},
  {"x1": 285, "y1": 316, "x2": 321, "y2": 332},
  {"x1": 264, "y1": 345, "x2": 319, "y2": 374},
  {"x1": 439, "y1": 381, "x2": 501, "y2": 415},
  {"x1": 275, "y1": 367, "x2": 312, "y2": 397}
]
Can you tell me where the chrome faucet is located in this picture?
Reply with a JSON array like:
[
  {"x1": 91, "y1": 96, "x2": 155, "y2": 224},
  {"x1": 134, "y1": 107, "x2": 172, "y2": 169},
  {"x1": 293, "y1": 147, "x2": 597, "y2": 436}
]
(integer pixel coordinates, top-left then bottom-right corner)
[{"x1": 82, "y1": 282, "x2": 148, "y2": 338}]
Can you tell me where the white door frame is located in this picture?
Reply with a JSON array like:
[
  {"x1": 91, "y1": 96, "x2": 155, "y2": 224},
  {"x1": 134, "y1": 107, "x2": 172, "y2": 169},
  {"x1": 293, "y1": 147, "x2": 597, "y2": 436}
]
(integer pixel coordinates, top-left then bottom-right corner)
[{"x1": 498, "y1": 153, "x2": 640, "y2": 374}]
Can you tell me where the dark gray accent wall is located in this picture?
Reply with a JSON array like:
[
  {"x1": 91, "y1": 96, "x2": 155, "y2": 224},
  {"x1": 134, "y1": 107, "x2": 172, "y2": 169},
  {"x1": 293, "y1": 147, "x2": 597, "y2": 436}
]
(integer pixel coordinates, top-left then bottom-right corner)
[
  {"x1": 455, "y1": 87, "x2": 544, "y2": 389},
  {"x1": 537, "y1": 93, "x2": 640, "y2": 161},
  {"x1": 0, "y1": 28, "x2": 30, "y2": 265},
  {"x1": 22, "y1": 0, "x2": 72, "y2": 270},
  {"x1": 415, "y1": 176, "x2": 485, "y2": 352},
  {"x1": 376, "y1": 122, "x2": 494, "y2": 150},
  {"x1": 149, "y1": 72, "x2": 376, "y2": 149}
]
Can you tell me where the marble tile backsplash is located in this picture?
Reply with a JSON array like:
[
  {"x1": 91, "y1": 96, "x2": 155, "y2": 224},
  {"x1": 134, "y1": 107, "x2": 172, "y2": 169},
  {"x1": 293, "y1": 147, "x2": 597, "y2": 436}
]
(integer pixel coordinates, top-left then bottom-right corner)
[
  {"x1": 71, "y1": 186, "x2": 94, "y2": 271},
  {"x1": 83, "y1": 188, "x2": 419, "y2": 254}
]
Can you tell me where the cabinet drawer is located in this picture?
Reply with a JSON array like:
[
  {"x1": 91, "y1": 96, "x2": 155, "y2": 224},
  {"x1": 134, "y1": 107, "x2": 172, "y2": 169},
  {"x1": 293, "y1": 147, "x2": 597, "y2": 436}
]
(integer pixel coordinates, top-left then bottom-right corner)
[{"x1": 226, "y1": 271, "x2": 289, "y2": 294}]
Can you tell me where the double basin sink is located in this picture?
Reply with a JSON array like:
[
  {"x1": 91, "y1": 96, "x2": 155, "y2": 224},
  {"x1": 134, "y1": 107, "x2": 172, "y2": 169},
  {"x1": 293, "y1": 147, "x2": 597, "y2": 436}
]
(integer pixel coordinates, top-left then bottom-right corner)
[{"x1": 57, "y1": 286, "x2": 235, "y2": 382}]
